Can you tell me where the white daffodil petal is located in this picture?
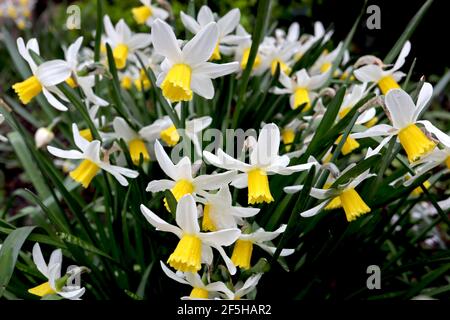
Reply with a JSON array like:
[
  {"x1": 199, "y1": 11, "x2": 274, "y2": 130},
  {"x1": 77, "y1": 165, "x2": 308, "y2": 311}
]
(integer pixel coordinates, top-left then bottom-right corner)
[
  {"x1": 200, "y1": 228, "x2": 241, "y2": 247},
  {"x1": 175, "y1": 195, "x2": 200, "y2": 234},
  {"x1": 191, "y1": 74, "x2": 215, "y2": 99},
  {"x1": 36, "y1": 60, "x2": 71, "y2": 87},
  {"x1": 151, "y1": 19, "x2": 182, "y2": 62},
  {"x1": 42, "y1": 89, "x2": 68, "y2": 112},
  {"x1": 217, "y1": 9, "x2": 240, "y2": 37},
  {"x1": 140, "y1": 204, "x2": 183, "y2": 238},
  {"x1": 47, "y1": 146, "x2": 83, "y2": 160},
  {"x1": 160, "y1": 261, "x2": 190, "y2": 285},
  {"x1": 194, "y1": 62, "x2": 238, "y2": 79},
  {"x1": 385, "y1": 88, "x2": 415, "y2": 128},
  {"x1": 182, "y1": 22, "x2": 219, "y2": 65},
  {"x1": 146, "y1": 179, "x2": 176, "y2": 192},
  {"x1": 32, "y1": 243, "x2": 49, "y2": 278}
]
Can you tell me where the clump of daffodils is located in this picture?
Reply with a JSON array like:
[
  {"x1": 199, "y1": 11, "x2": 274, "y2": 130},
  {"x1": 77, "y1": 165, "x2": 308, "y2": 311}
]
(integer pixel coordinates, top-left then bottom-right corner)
[{"x1": 0, "y1": 1, "x2": 448, "y2": 301}]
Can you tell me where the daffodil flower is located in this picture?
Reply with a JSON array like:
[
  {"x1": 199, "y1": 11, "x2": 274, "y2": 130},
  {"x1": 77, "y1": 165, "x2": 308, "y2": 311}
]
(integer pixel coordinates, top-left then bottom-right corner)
[
  {"x1": 335, "y1": 83, "x2": 376, "y2": 155},
  {"x1": 28, "y1": 243, "x2": 86, "y2": 300},
  {"x1": 216, "y1": 273, "x2": 263, "y2": 300},
  {"x1": 181, "y1": 6, "x2": 248, "y2": 61},
  {"x1": 284, "y1": 169, "x2": 375, "y2": 222},
  {"x1": 131, "y1": 0, "x2": 169, "y2": 26},
  {"x1": 272, "y1": 68, "x2": 330, "y2": 111},
  {"x1": 112, "y1": 117, "x2": 151, "y2": 165},
  {"x1": 259, "y1": 36, "x2": 299, "y2": 75},
  {"x1": 152, "y1": 19, "x2": 238, "y2": 102},
  {"x1": 281, "y1": 118, "x2": 302, "y2": 151},
  {"x1": 231, "y1": 225, "x2": 294, "y2": 270},
  {"x1": 350, "y1": 84, "x2": 437, "y2": 163},
  {"x1": 63, "y1": 37, "x2": 108, "y2": 106},
  {"x1": 354, "y1": 41, "x2": 410, "y2": 95},
  {"x1": 138, "y1": 116, "x2": 180, "y2": 147},
  {"x1": 160, "y1": 261, "x2": 230, "y2": 299},
  {"x1": 47, "y1": 124, "x2": 139, "y2": 188},
  {"x1": 103, "y1": 15, "x2": 152, "y2": 69},
  {"x1": 12, "y1": 37, "x2": 72, "y2": 111},
  {"x1": 233, "y1": 25, "x2": 264, "y2": 74},
  {"x1": 140, "y1": 194, "x2": 241, "y2": 274},
  {"x1": 196, "y1": 185, "x2": 260, "y2": 232},
  {"x1": 309, "y1": 42, "x2": 342, "y2": 75},
  {"x1": 204, "y1": 123, "x2": 318, "y2": 204},
  {"x1": 146, "y1": 140, "x2": 236, "y2": 210}
]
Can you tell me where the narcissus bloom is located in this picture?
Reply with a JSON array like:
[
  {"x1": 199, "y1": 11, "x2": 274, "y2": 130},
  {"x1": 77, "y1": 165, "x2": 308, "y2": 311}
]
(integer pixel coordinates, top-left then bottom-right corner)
[
  {"x1": 12, "y1": 38, "x2": 71, "y2": 110},
  {"x1": 152, "y1": 19, "x2": 238, "y2": 102},
  {"x1": 131, "y1": 0, "x2": 169, "y2": 26},
  {"x1": 160, "y1": 262, "x2": 230, "y2": 299},
  {"x1": 140, "y1": 194, "x2": 241, "y2": 274},
  {"x1": 112, "y1": 117, "x2": 151, "y2": 165},
  {"x1": 47, "y1": 124, "x2": 139, "y2": 187},
  {"x1": 351, "y1": 84, "x2": 436, "y2": 163},
  {"x1": 309, "y1": 43, "x2": 342, "y2": 75},
  {"x1": 103, "y1": 15, "x2": 152, "y2": 69},
  {"x1": 196, "y1": 185, "x2": 260, "y2": 231},
  {"x1": 231, "y1": 225, "x2": 294, "y2": 270},
  {"x1": 146, "y1": 140, "x2": 236, "y2": 209},
  {"x1": 272, "y1": 69, "x2": 330, "y2": 111},
  {"x1": 181, "y1": 6, "x2": 247, "y2": 61},
  {"x1": 28, "y1": 243, "x2": 86, "y2": 300},
  {"x1": 216, "y1": 273, "x2": 263, "y2": 300},
  {"x1": 354, "y1": 41, "x2": 410, "y2": 95},
  {"x1": 63, "y1": 37, "x2": 108, "y2": 107},
  {"x1": 259, "y1": 35, "x2": 299, "y2": 75},
  {"x1": 335, "y1": 83, "x2": 376, "y2": 155},
  {"x1": 204, "y1": 123, "x2": 317, "y2": 204},
  {"x1": 285, "y1": 169, "x2": 375, "y2": 222}
]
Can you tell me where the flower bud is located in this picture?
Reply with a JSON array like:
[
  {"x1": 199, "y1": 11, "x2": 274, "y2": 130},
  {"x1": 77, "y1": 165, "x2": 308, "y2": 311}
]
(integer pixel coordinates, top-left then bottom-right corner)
[{"x1": 34, "y1": 127, "x2": 54, "y2": 149}]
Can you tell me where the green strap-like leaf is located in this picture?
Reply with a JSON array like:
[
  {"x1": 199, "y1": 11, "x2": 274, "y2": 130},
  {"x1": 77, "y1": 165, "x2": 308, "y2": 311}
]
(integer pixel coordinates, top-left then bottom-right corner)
[{"x1": 0, "y1": 226, "x2": 35, "y2": 298}]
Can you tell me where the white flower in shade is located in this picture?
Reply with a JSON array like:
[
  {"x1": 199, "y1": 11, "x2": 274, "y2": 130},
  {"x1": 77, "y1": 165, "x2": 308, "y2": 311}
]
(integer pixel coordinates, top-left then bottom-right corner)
[
  {"x1": 146, "y1": 140, "x2": 236, "y2": 209},
  {"x1": 138, "y1": 116, "x2": 180, "y2": 147},
  {"x1": 28, "y1": 243, "x2": 86, "y2": 300},
  {"x1": 140, "y1": 194, "x2": 241, "y2": 274},
  {"x1": 112, "y1": 117, "x2": 151, "y2": 165},
  {"x1": 284, "y1": 167, "x2": 375, "y2": 222},
  {"x1": 309, "y1": 43, "x2": 342, "y2": 75},
  {"x1": 181, "y1": 6, "x2": 248, "y2": 60},
  {"x1": 103, "y1": 15, "x2": 152, "y2": 69},
  {"x1": 274, "y1": 22, "x2": 300, "y2": 45},
  {"x1": 196, "y1": 185, "x2": 260, "y2": 232},
  {"x1": 312, "y1": 21, "x2": 334, "y2": 44},
  {"x1": 34, "y1": 127, "x2": 54, "y2": 149},
  {"x1": 259, "y1": 36, "x2": 299, "y2": 75},
  {"x1": 203, "y1": 123, "x2": 318, "y2": 205},
  {"x1": 217, "y1": 273, "x2": 263, "y2": 300},
  {"x1": 231, "y1": 225, "x2": 294, "y2": 270},
  {"x1": 12, "y1": 38, "x2": 71, "y2": 111},
  {"x1": 334, "y1": 83, "x2": 376, "y2": 155},
  {"x1": 138, "y1": 108, "x2": 212, "y2": 155},
  {"x1": 350, "y1": 84, "x2": 437, "y2": 163},
  {"x1": 131, "y1": 0, "x2": 169, "y2": 26},
  {"x1": 233, "y1": 25, "x2": 264, "y2": 74},
  {"x1": 152, "y1": 19, "x2": 239, "y2": 102},
  {"x1": 47, "y1": 123, "x2": 139, "y2": 188},
  {"x1": 160, "y1": 262, "x2": 230, "y2": 299},
  {"x1": 63, "y1": 37, "x2": 108, "y2": 107},
  {"x1": 272, "y1": 68, "x2": 330, "y2": 111},
  {"x1": 354, "y1": 41, "x2": 411, "y2": 95},
  {"x1": 280, "y1": 118, "x2": 303, "y2": 152}
]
